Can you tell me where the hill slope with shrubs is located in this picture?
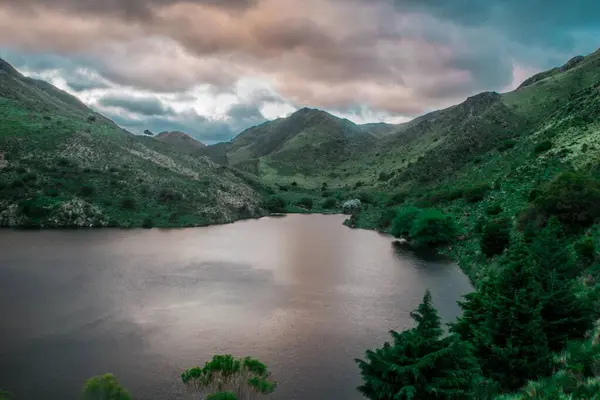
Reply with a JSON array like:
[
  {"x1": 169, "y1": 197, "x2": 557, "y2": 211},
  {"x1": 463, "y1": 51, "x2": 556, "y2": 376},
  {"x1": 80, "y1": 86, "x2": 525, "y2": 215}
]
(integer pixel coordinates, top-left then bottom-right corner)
[{"x1": 0, "y1": 58, "x2": 266, "y2": 228}]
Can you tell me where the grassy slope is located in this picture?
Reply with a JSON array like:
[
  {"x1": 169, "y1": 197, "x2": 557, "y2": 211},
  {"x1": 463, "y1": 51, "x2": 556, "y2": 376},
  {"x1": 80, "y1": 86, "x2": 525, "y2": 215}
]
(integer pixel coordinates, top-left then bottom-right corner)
[
  {"x1": 200, "y1": 107, "x2": 378, "y2": 186},
  {"x1": 0, "y1": 58, "x2": 266, "y2": 228},
  {"x1": 256, "y1": 49, "x2": 600, "y2": 279}
]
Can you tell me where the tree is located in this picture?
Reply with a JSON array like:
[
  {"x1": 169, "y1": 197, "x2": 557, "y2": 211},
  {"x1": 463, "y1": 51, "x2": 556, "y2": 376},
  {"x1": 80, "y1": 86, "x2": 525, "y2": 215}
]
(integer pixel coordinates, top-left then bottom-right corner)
[
  {"x1": 452, "y1": 244, "x2": 553, "y2": 391},
  {"x1": 263, "y1": 196, "x2": 286, "y2": 213},
  {"x1": 528, "y1": 220, "x2": 596, "y2": 351},
  {"x1": 181, "y1": 355, "x2": 277, "y2": 400},
  {"x1": 356, "y1": 290, "x2": 482, "y2": 400},
  {"x1": 296, "y1": 197, "x2": 314, "y2": 209},
  {"x1": 409, "y1": 209, "x2": 457, "y2": 247},
  {"x1": 82, "y1": 374, "x2": 131, "y2": 400},
  {"x1": 530, "y1": 172, "x2": 600, "y2": 231},
  {"x1": 390, "y1": 207, "x2": 421, "y2": 238},
  {"x1": 480, "y1": 218, "x2": 511, "y2": 257},
  {"x1": 0, "y1": 390, "x2": 12, "y2": 400}
]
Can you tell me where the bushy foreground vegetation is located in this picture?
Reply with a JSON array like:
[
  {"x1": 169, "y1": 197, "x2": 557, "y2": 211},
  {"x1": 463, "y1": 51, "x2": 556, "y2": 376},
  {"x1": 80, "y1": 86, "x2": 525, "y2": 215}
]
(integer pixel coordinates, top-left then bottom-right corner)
[{"x1": 75, "y1": 355, "x2": 277, "y2": 400}]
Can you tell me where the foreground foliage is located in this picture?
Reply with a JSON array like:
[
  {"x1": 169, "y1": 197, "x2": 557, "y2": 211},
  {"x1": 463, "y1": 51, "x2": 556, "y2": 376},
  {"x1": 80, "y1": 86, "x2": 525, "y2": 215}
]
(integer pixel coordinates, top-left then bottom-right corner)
[
  {"x1": 82, "y1": 374, "x2": 131, "y2": 400},
  {"x1": 356, "y1": 291, "x2": 482, "y2": 399},
  {"x1": 181, "y1": 355, "x2": 277, "y2": 399}
]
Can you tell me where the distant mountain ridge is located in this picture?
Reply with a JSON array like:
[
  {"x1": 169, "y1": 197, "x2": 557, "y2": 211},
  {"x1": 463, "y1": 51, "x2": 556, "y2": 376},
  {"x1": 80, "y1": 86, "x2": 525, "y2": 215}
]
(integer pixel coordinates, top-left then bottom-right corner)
[
  {"x1": 155, "y1": 131, "x2": 206, "y2": 154},
  {"x1": 198, "y1": 107, "x2": 377, "y2": 175}
]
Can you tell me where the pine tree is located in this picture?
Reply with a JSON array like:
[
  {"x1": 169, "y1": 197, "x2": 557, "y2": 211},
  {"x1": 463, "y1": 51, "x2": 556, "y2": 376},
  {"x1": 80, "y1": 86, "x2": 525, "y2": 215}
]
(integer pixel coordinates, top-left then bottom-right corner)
[
  {"x1": 528, "y1": 219, "x2": 596, "y2": 351},
  {"x1": 452, "y1": 244, "x2": 553, "y2": 391},
  {"x1": 356, "y1": 290, "x2": 481, "y2": 400}
]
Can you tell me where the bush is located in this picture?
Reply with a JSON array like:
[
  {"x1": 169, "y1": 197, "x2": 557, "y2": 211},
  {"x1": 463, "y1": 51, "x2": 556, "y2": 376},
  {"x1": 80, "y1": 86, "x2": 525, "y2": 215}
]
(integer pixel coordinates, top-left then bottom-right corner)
[
  {"x1": 498, "y1": 139, "x2": 517, "y2": 152},
  {"x1": 142, "y1": 217, "x2": 154, "y2": 229},
  {"x1": 529, "y1": 172, "x2": 600, "y2": 230},
  {"x1": 378, "y1": 208, "x2": 397, "y2": 230},
  {"x1": 486, "y1": 204, "x2": 503, "y2": 216},
  {"x1": 121, "y1": 197, "x2": 136, "y2": 210},
  {"x1": 410, "y1": 209, "x2": 457, "y2": 247},
  {"x1": 463, "y1": 183, "x2": 490, "y2": 203},
  {"x1": 481, "y1": 218, "x2": 511, "y2": 257},
  {"x1": 533, "y1": 140, "x2": 553, "y2": 155},
  {"x1": 322, "y1": 198, "x2": 337, "y2": 209},
  {"x1": 385, "y1": 191, "x2": 407, "y2": 206},
  {"x1": 357, "y1": 191, "x2": 373, "y2": 205},
  {"x1": 158, "y1": 188, "x2": 183, "y2": 203},
  {"x1": 82, "y1": 374, "x2": 131, "y2": 400},
  {"x1": 390, "y1": 207, "x2": 422, "y2": 238},
  {"x1": 342, "y1": 199, "x2": 361, "y2": 214},
  {"x1": 80, "y1": 185, "x2": 94, "y2": 197},
  {"x1": 263, "y1": 196, "x2": 286, "y2": 213},
  {"x1": 296, "y1": 197, "x2": 314, "y2": 209},
  {"x1": 574, "y1": 237, "x2": 596, "y2": 267}
]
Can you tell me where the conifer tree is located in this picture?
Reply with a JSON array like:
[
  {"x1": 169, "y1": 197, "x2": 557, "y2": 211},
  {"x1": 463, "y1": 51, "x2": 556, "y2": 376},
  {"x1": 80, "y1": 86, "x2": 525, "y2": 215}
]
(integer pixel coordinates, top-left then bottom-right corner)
[
  {"x1": 528, "y1": 219, "x2": 596, "y2": 351},
  {"x1": 452, "y1": 244, "x2": 553, "y2": 391},
  {"x1": 356, "y1": 290, "x2": 481, "y2": 399}
]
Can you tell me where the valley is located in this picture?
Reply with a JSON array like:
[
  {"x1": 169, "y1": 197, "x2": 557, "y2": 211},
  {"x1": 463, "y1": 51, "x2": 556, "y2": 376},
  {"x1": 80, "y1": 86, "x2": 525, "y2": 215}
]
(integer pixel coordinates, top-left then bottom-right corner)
[{"x1": 2, "y1": 46, "x2": 600, "y2": 399}]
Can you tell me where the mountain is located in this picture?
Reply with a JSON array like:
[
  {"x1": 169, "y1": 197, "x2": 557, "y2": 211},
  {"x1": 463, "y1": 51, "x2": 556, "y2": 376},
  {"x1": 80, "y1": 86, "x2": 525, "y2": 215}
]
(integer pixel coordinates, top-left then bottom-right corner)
[
  {"x1": 155, "y1": 131, "x2": 207, "y2": 154},
  {"x1": 360, "y1": 122, "x2": 397, "y2": 137},
  {"x1": 199, "y1": 107, "x2": 377, "y2": 181},
  {"x1": 0, "y1": 58, "x2": 265, "y2": 228}
]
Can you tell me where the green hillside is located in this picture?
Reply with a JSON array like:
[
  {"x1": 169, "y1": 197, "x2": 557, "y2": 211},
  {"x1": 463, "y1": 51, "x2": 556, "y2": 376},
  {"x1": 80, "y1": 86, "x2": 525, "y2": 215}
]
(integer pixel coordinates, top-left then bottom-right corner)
[
  {"x1": 0, "y1": 58, "x2": 266, "y2": 228},
  {"x1": 199, "y1": 107, "x2": 377, "y2": 181},
  {"x1": 154, "y1": 130, "x2": 207, "y2": 154}
]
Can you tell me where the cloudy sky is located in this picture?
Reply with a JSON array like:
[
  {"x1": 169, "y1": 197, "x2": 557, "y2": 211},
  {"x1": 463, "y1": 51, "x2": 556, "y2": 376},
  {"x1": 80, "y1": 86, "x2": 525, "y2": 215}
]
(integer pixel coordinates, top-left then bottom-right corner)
[{"x1": 1, "y1": 0, "x2": 599, "y2": 143}]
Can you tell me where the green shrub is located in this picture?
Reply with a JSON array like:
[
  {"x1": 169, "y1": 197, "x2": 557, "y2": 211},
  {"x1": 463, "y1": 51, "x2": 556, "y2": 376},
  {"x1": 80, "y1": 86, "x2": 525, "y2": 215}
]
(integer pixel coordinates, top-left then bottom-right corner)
[
  {"x1": 390, "y1": 207, "x2": 422, "y2": 238},
  {"x1": 377, "y1": 208, "x2": 397, "y2": 230},
  {"x1": 82, "y1": 374, "x2": 131, "y2": 400},
  {"x1": 80, "y1": 185, "x2": 94, "y2": 197},
  {"x1": 263, "y1": 196, "x2": 286, "y2": 213},
  {"x1": 498, "y1": 139, "x2": 517, "y2": 152},
  {"x1": 142, "y1": 217, "x2": 154, "y2": 229},
  {"x1": 322, "y1": 198, "x2": 337, "y2": 209},
  {"x1": 410, "y1": 209, "x2": 457, "y2": 247},
  {"x1": 18, "y1": 197, "x2": 53, "y2": 219},
  {"x1": 121, "y1": 197, "x2": 136, "y2": 210},
  {"x1": 463, "y1": 183, "x2": 490, "y2": 203},
  {"x1": 529, "y1": 172, "x2": 600, "y2": 230},
  {"x1": 357, "y1": 192, "x2": 373, "y2": 205},
  {"x1": 296, "y1": 197, "x2": 314, "y2": 209},
  {"x1": 533, "y1": 140, "x2": 553, "y2": 155},
  {"x1": 385, "y1": 191, "x2": 407, "y2": 206},
  {"x1": 486, "y1": 204, "x2": 503, "y2": 215},
  {"x1": 158, "y1": 188, "x2": 183, "y2": 203},
  {"x1": 574, "y1": 237, "x2": 596, "y2": 267},
  {"x1": 481, "y1": 218, "x2": 511, "y2": 257}
]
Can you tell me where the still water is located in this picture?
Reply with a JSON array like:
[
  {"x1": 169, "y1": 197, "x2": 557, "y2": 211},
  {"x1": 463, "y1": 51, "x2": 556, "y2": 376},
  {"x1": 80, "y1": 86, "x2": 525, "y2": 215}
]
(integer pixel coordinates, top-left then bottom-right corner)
[{"x1": 0, "y1": 214, "x2": 472, "y2": 400}]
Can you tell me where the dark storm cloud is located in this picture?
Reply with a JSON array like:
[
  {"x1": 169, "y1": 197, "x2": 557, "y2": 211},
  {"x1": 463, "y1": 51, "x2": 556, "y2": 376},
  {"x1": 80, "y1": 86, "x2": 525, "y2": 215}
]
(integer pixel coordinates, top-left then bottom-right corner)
[
  {"x1": 0, "y1": 0, "x2": 256, "y2": 19},
  {"x1": 1, "y1": 0, "x2": 599, "y2": 120},
  {"x1": 392, "y1": 0, "x2": 600, "y2": 51},
  {"x1": 98, "y1": 94, "x2": 173, "y2": 116}
]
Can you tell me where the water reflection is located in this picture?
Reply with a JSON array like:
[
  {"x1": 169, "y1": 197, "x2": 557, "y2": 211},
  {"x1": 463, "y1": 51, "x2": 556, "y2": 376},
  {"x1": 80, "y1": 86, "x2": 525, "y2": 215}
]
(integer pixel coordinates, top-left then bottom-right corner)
[{"x1": 0, "y1": 215, "x2": 472, "y2": 400}]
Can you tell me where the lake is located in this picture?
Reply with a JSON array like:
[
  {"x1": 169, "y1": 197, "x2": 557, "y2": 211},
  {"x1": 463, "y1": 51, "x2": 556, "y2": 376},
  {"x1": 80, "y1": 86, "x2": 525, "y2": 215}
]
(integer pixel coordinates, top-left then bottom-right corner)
[{"x1": 0, "y1": 214, "x2": 472, "y2": 400}]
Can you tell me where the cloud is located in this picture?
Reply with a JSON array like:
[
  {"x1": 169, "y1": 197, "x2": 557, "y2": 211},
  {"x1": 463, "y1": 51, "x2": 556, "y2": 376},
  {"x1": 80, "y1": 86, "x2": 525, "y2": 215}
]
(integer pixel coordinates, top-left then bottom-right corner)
[
  {"x1": 97, "y1": 94, "x2": 173, "y2": 116},
  {"x1": 0, "y1": 0, "x2": 599, "y2": 135}
]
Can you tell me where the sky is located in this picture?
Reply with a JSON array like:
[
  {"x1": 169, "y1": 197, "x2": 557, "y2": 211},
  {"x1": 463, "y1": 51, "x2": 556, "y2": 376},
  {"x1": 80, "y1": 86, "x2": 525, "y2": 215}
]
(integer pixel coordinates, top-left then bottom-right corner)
[{"x1": 1, "y1": 0, "x2": 599, "y2": 144}]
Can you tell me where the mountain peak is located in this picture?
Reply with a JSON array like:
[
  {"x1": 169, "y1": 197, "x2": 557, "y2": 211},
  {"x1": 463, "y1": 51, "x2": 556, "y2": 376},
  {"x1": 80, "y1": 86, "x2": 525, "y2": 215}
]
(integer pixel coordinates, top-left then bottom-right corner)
[{"x1": 154, "y1": 131, "x2": 206, "y2": 153}]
